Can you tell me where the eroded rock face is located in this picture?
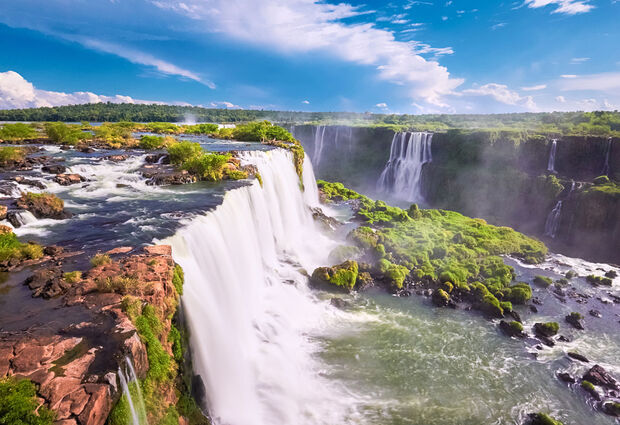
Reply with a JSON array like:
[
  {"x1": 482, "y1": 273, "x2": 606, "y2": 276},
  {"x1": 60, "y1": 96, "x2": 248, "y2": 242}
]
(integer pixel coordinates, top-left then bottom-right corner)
[
  {"x1": 16, "y1": 192, "x2": 72, "y2": 219},
  {"x1": 1, "y1": 245, "x2": 180, "y2": 425},
  {"x1": 54, "y1": 174, "x2": 86, "y2": 186}
]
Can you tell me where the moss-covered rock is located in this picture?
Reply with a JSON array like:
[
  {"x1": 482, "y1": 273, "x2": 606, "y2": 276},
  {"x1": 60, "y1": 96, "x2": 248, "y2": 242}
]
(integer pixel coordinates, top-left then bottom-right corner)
[
  {"x1": 586, "y1": 275, "x2": 613, "y2": 286},
  {"x1": 16, "y1": 192, "x2": 70, "y2": 219},
  {"x1": 533, "y1": 275, "x2": 553, "y2": 287},
  {"x1": 311, "y1": 260, "x2": 359, "y2": 292},
  {"x1": 528, "y1": 412, "x2": 564, "y2": 425},
  {"x1": 565, "y1": 312, "x2": 584, "y2": 330},
  {"x1": 534, "y1": 322, "x2": 559, "y2": 337},
  {"x1": 499, "y1": 320, "x2": 525, "y2": 338},
  {"x1": 432, "y1": 288, "x2": 450, "y2": 307},
  {"x1": 0, "y1": 377, "x2": 55, "y2": 424}
]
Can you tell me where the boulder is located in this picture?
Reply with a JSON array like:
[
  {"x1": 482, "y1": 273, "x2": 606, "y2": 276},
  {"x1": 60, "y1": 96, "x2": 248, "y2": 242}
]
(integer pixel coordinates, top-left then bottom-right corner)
[
  {"x1": 54, "y1": 174, "x2": 86, "y2": 186},
  {"x1": 567, "y1": 352, "x2": 589, "y2": 362},
  {"x1": 583, "y1": 365, "x2": 619, "y2": 390},
  {"x1": 0, "y1": 205, "x2": 6, "y2": 220},
  {"x1": 42, "y1": 164, "x2": 67, "y2": 174},
  {"x1": 16, "y1": 192, "x2": 71, "y2": 219},
  {"x1": 104, "y1": 154, "x2": 129, "y2": 162},
  {"x1": 14, "y1": 176, "x2": 46, "y2": 189},
  {"x1": 557, "y1": 372, "x2": 576, "y2": 383},
  {"x1": 533, "y1": 322, "x2": 559, "y2": 338},
  {"x1": 499, "y1": 320, "x2": 526, "y2": 338}
]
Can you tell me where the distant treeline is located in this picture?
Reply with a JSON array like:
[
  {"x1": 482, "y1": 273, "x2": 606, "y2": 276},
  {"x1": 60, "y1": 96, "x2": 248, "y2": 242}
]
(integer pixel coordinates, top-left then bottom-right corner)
[{"x1": 0, "y1": 103, "x2": 619, "y2": 135}]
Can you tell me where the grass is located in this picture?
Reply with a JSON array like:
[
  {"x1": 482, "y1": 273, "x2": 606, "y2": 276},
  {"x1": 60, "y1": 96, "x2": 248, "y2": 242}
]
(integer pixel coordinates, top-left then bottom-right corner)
[
  {"x1": 0, "y1": 232, "x2": 44, "y2": 262},
  {"x1": 90, "y1": 253, "x2": 111, "y2": 267},
  {"x1": 63, "y1": 271, "x2": 82, "y2": 284},
  {"x1": 0, "y1": 146, "x2": 26, "y2": 164},
  {"x1": 0, "y1": 377, "x2": 55, "y2": 425}
]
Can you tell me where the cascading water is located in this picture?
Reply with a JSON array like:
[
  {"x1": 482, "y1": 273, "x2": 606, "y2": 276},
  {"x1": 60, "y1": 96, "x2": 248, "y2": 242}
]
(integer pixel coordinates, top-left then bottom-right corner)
[
  {"x1": 543, "y1": 181, "x2": 575, "y2": 238},
  {"x1": 312, "y1": 125, "x2": 327, "y2": 167},
  {"x1": 118, "y1": 357, "x2": 148, "y2": 425},
  {"x1": 165, "y1": 149, "x2": 355, "y2": 425},
  {"x1": 376, "y1": 131, "x2": 433, "y2": 203},
  {"x1": 547, "y1": 139, "x2": 558, "y2": 172},
  {"x1": 601, "y1": 138, "x2": 611, "y2": 175}
]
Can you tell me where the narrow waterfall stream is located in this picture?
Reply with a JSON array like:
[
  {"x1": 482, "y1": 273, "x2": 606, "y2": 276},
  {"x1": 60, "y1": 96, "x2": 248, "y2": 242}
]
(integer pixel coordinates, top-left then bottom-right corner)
[
  {"x1": 165, "y1": 150, "x2": 355, "y2": 425},
  {"x1": 118, "y1": 357, "x2": 148, "y2": 425},
  {"x1": 547, "y1": 139, "x2": 558, "y2": 173},
  {"x1": 376, "y1": 132, "x2": 433, "y2": 203},
  {"x1": 543, "y1": 181, "x2": 575, "y2": 238},
  {"x1": 602, "y1": 137, "x2": 612, "y2": 175}
]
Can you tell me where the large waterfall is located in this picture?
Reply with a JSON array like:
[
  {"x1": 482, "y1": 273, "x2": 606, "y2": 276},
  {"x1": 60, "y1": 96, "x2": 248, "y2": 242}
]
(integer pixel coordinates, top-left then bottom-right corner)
[
  {"x1": 165, "y1": 149, "x2": 354, "y2": 425},
  {"x1": 376, "y1": 132, "x2": 433, "y2": 203},
  {"x1": 547, "y1": 139, "x2": 558, "y2": 173}
]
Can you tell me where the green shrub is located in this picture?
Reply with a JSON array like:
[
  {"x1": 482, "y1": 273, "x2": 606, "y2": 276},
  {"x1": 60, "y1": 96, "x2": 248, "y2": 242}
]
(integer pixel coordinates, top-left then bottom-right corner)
[
  {"x1": 0, "y1": 146, "x2": 26, "y2": 164},
  {"x1": 0, "y1": 232, "x2": 44, "y2": 262},
  {"x1": 90, "y1": 253, "x2": 111, "y2": 267},
  {"x1": 172, "y1": 264, "x2": 184, "y2": 295},
  {"x1": 167, "y1": 141, "x2": 203, "y2": 165},
  {"x1": 44, "y1": 122, "x2": 90, "y2": 145},
  {"x1": 145, "y1": 122, "x2": 180, "y2": 134},
  {"x1": 0, "y1": 123, "x2": 37, "y2": 140},
  {"x1": 0, "y1": 377, "x2": 55, "y2": 424},
  {"x1": 311, "y1": 260, "x2": 359, "y2": 291},
  {"x1": 63, "y1": 271, "x2": 82, "y2": 284},
  {"x1": 96, "y1": 275, "x2": 138, "y2": 294},
  {"x1": 182, "y1": 153, "x2": 230, "y2": 181},
  {"x1": 184, "y1": 123, "x2": 219, "y2": 134},
  {"x1": 135, "y1": 305, "x2": 171, "y2": 382},
  {"x1": 139, "y1": 135, "x2": 166, "y2": 150},
  {"x1": 224, "y1": 169, "x2": 248, "y2": 180},
  {"x1": 120, "y1": 295, "x2": 142, "y2": 321}
]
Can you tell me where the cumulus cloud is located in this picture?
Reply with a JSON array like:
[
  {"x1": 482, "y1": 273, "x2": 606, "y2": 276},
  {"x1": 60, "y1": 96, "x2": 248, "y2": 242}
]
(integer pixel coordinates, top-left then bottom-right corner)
[
  {"x1": 302, "y1": 100, "x2": 310, "y2": 104},
  {"x1": 207, "y1": 101, "x2": 240, "y2": 109},
  {"x1": 376, "y1": 102, "x2": 388, "y2": 108},
  {"x1": 151, "y1": 0, "x2": 463, "y2": 108},
  {"x1": 555, "y1": 95, "x2": 566, "y2": 102},
  {"x1": 523, "y1": 0, "x2": 594, "y2": 15},
  {"x1": 0, "y1": 71, "x2": 161, "y2": 109},
  {"x1": 462, "y1": 83, "x2": 537, "y2": 110}
]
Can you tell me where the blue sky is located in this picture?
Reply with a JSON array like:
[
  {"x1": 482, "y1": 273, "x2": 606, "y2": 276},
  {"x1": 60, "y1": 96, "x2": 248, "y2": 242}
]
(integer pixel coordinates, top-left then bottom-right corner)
[{"x1": 0, "y1": 0, "x2": 618, "y2": 113}]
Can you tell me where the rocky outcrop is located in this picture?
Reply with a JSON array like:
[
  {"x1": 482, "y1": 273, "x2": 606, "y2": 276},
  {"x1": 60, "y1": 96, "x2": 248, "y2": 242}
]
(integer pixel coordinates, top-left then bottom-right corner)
[
  {"x1": 0, "y1": 245, "x2": 197, "y2": 425},
  {"x1": 16, "y1": 192, "x2": 72, "y2": 219},
  {"x1": 54, "y1": 174, "x2": 86, "y2": 186}
]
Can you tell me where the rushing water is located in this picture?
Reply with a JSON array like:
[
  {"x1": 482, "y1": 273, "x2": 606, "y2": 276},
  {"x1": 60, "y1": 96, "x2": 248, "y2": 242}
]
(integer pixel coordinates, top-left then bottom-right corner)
[
  {"x1": 2, "y1": 138, "x2": 618, "y2": 425},
  {"x1": 547, "y1": 139, "x2": 558, "y2": 173},
  {"x1": 602, "y1": 138, "x2": 612, "y2": 176},
  {"x1": 118, "y1": 357, "x2": 149, "y2": 425},
  {"x1": 377, "y1": 132, "x2": 433, "y2": 203}
]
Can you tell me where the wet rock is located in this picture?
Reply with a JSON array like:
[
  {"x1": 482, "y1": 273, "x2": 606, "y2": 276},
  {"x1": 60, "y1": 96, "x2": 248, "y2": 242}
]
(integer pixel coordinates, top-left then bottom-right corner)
[
  {"x1": 54, "y1": 174, "x2": 86, "y2": 186},
  {"x1": 16, "y1": 192, "x2": 72, "y2": 219},
  {"x1": 529, "y1": 305, "x2": 538, "y2": 313},
  {"x1": 567, "y1": 352, "x2": 589, "y2": 362},
  {"x1": 557, "y1": 335, "x2": 571, "y2": 342},
  {"x1": 7, "y1": 211, "x2": 22, "y2": 227},
  {"x1": 581, "y1": 380, "x2": 601, "y2": 400},
  {"x1": 145, "y1": 153, "x2": 169, "y2": 164},
  {"x1": 44, "y1": 245, "x2": 65, "y2": 256},
  {"x1": 584, "y1": 365, "x2": 619, "y2": 390},
  {"x1": 508, "y1": 310, "x2": 522, "y2": 323},
  {"x1": 25, "y1": 266, "x2": 71, "y2": 298},
  {"x1": 532, "y1": 297, "x2": 542, "y2": 305},
  {"x1": 565, "y1": 312, "x2": 585, "y2": 330},
  {"x1": 526, "y1": 412, "x2": 564, "y2": 425},
  {"x1": 605, "y1": 270, "x2": 618, "y2": 279},
  {"x1": 42, "y1": 164, "x2": 67, "y2": 174},
  {"x1": 330, "y1": 297, "x2": 350, "y2": 309},
  {"x1": 499, "y1": 320, "x2": 526, "y2": 338},
  {"x1": 589, "y1": 309, "x2": 602, "y2": 318},
  {"x1": 311, "y1": 207, "x2": 341, "y2": 231},
  {"x1": 602, "y1": 401, "x2": 620, "y2": 417},
  {"x1": 78, "y1": 146, "x2": 95, "y2": 153},
  {"x1": 14, "y1": 176, "x2": 46, "y2": 189},
  {"x1": 143, "y1": 168, "x2": 196, "y2": 186},
  {"x1": 557, "y1": 372, "x2": 576, "y2": 383},
  {"x1": 432, "y1": 288, "x2": 450, "y2": 307},
  {"x1": 533, "y1": 322, "x2": 559, "y2": 338},
  {"x1": 104, "y1": 154, "x2": 128, "y2": 162}
]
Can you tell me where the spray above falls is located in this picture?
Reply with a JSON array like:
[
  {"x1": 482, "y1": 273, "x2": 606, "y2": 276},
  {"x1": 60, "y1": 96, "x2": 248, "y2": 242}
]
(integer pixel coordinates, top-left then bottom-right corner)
[{"x1": 377, "y1": 132, "x2": 433, "y2": 203}]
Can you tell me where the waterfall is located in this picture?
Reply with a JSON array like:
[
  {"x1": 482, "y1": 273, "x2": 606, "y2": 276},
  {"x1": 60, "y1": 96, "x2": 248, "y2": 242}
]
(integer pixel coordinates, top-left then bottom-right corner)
[
  {"x1": 13, "y1": 210, "x2": 38, "y2": 226},
  {"x1": 164, "y1": 149, "x2": 354, "y2": 425},
  {"x1": 547, "y1": 139, "x2": 558, "y2": 172},
  {"x1": 376, "y1": 131, "x2": 433, "y2": 203},
  {"x1": 312, "y1": 125, "x2": 327, "y2": 168},
  {"x1": 543, "y1": 180, "x2": 575, "y2": 239},
  {"x1": 602, "y1": 138, "x2": 611, "y2": 175},
  {"x1": 117, "y1": 357, "x2": 148, "y2": 425}
]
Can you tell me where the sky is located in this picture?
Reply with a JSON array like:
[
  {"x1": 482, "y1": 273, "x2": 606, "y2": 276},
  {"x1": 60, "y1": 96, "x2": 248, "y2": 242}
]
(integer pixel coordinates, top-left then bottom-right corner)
[{"x1": 0, "y1": 0, "x2": 618, "y2": 114}]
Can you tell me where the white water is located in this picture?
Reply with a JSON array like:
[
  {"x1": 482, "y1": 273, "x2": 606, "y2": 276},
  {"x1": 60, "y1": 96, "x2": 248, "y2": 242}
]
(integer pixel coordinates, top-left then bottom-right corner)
[
  {"x1": 312, "y1": 125, "x2": 327, "y2": 168},
  {"x1": 164, "y1": 149, "x2": 357, "y2": 425},
  {"x1": 13, "y1": 210, "x2": 38, "y2": 226},
  {"x1": 543, "y1": 181, "x2": 575, "y2": 239},
  {"x1": 118, "y1": 357, "x2": 148, "y2": 425},
  {"x1": 547, "y1": 139, "x2": 558, "y2": 172},
  {"x1": 376, "y1": 132, "x2": 432, "y2": 203},
  {"x1": 602, "y1": 137, "x2": 611, "y2": 175}
]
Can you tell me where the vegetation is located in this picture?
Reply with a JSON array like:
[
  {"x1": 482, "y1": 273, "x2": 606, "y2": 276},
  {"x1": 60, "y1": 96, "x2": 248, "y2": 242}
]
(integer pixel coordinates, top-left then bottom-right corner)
[
  {"x1": 140, "y1": 135, "x2": 168, "y2": 150},
  {"x1": 0, "y1": 123, "x2": 38, "y2": 140},
  {"x1": 184, "y1": 123, "x2": 219, "y2": 134},
  {"x1": 533, "y1": 275, "x2": 553, "y2": 287},
  {"x1": 172, "y1": 264, "x2": 184, "y2": 295},
  {"x1": 586, "y1": 274, "x2": 613, "y2": 286},
  {"x1": 90, "y1": 253, "x2": 111, "y2": 267},
  {"x1": 2, "y1": 104, "x2": 619, "y2": 136},
  {"x1": 63, "y1": 271, "x2": 82, "y2": 284},
  {"x1": 0, "y1": 146, "x2": 26, "y2": 164},
  {"x1": 316, "y1": 181, "x2": 546, "y2": 317},
  {"x1": 529, "y1": 412, "x2": 564, "y2": 425},
  {"x1": 0, "y1": 377, "x2": 55, "y2": 425},
  {"x1": 311, "y1": 260, "x2": 359, "y2": 291},
  {"x1": 534, "y1": 322, "x2": 559, "y2": 337},
  {"x1": 44, "y1": 122, "x2": 90, "y2": 145},
  {"x1": 0, "y1": 231, "x2": 44, "y2": 262}
]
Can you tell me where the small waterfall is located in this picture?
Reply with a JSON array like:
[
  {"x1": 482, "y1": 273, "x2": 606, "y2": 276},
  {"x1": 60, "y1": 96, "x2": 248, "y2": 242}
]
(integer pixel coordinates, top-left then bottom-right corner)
[
  {"x1": 312, "y1": 125, "x2": 327, "y2": 168},
  {"x1": 117, "y1": 357, "x2": 148, "y2": 425},
  {"x1": 376, "y1": 131, "x2": 433, "y2": 203},
  {"x1": 165, "y1": 149, "x2": 353, "y2": 425},
  {"x1": 601, "y1": 138, "x2": 611, "y2": 175},
  {"x1": 547, "y1": 139, "x2": 558, "y2": 172},
  {"x1": 543, "y1": 180, "x2": 575, "y2": 239},
  {"x1": 14, "y1": 210, "x2": 38, "y2": 226}
]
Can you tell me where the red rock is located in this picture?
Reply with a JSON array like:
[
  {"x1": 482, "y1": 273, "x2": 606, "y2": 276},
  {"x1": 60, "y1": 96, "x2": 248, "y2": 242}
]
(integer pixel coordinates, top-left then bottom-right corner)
[
  {"x1": 78, "y1": 384, "x2": 111, "y2": 425},
  {"x1": 105, "y1": 246, "x2": 133, "y2": 255},
  {"x1": 143, "y1": 245, "x2": 172, "y2": 256}
]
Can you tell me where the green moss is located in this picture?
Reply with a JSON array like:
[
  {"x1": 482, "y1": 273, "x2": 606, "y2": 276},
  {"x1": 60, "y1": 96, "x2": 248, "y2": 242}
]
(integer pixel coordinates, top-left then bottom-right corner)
[
  {"x1": 381, "y1": 261, "x2": 409, "y2": 290},
  {"x1": 255, "y1": 172, "x2": 263, "y2": 187},
  {"x1": 581, "y1": 380, "x2": 595, "y2": 391},
  {"x1": 311, "y1": 260, "x2": 359, "y2": 291},
  {"x1": 508, "y1": 320, "x2": 523, "y2": 332},
  {"x1": 503, "y1": 282, "x2": 532, "y2": 304},
  {"x1": 500, "y1": 301, "x2": 513, "y2": 313},
  {"x1": 568, "y1": 312, "x2": 584, "y2": 320},
  {"x1": 172, "y1": 264, "x2": 184, "y2": 295},
  {"x1": 593, "y1": 175, "x2": 610, "y2": 185},
  {"x1": 317, "y1": 180, "x2": 362, "y2": 202},
  {"x1": 63, "y1": 271, "x2": 82, "y2": 284},
  {"x1": 49, "y1": 341, "x2": 90, "y2": 377},
  {"x1": 536, "y1": 322, "x2": 559, "y2": 336},
  {"x1": 90, "y1": 253, "x2": 111, "y2": 267},
  {"x1": 432, "y1": 288, "x2": 450, "y2": 306},
  {"x1": 169, "y1": 325, "x2": 183, "y2": 363},
  {"x1": 120, "y1": 295, "x2": 142, "y2": 322},
  {"x1": 565, "y1": 270, "x2": 577, "y2": 279},
  {"x1": 0, "y1": 377, "x2": 55, "y2": 425},
  {"x1": 530, "y1": 412, "x2": 564, "y2": 425},
  {"x1": 586, "y1": 274, "x2": 613, "y2": 286},
  {"x1": 533, "y1": 275, "x2": 553, "y2": 287},
  {"x1": 224, "y1": 169, "x2": 248, "y2": 180}
]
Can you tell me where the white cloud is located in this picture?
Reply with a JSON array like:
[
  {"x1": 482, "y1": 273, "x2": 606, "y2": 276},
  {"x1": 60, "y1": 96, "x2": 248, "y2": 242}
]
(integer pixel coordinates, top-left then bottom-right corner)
[
  {"x1": 76, "y1": 38, "x2": 215, "y2": 88},
  {"x1": 302, "y1": 100, "x2": 310, "y2": 104},
  {"x1": 441, "y1": 16, "x2": 448, "y2": 21},
  {"x1": 491, "y1": 23, "x2": 507, "y2": 30},
  {"x1": 376, "y1": 102, "x2": 388, "y2": 108},
  {"x1": 207, "y1": 101, "x2": 240, "y2": 108},
  {"x1": 150, "y1": 0, "x2": 462, "y2": 109},
  {"x1": 523, "y1": 0, "x2": 594, "y2": 15},
  {"x1": 561, "y1": 74, "x2": 577, "y2": 78},
  {"x1": 558, "y1": 72, "x2": 620, "y2": 91},
  {"x1": 462, "y1": 83, "x2": 537, "y2": 110},
  {"x1": 555, "y1": 95, "x2": 566, "y2": 102},
  {"x1": 521, "y1": 84, "x2": 547, "y2": 91},
  {"x1": 0, "y1": 70, "x2": 162, "y2": 109},
  {"x1": 570, "y1": 57, "x2": 589, "y2": 64}
]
